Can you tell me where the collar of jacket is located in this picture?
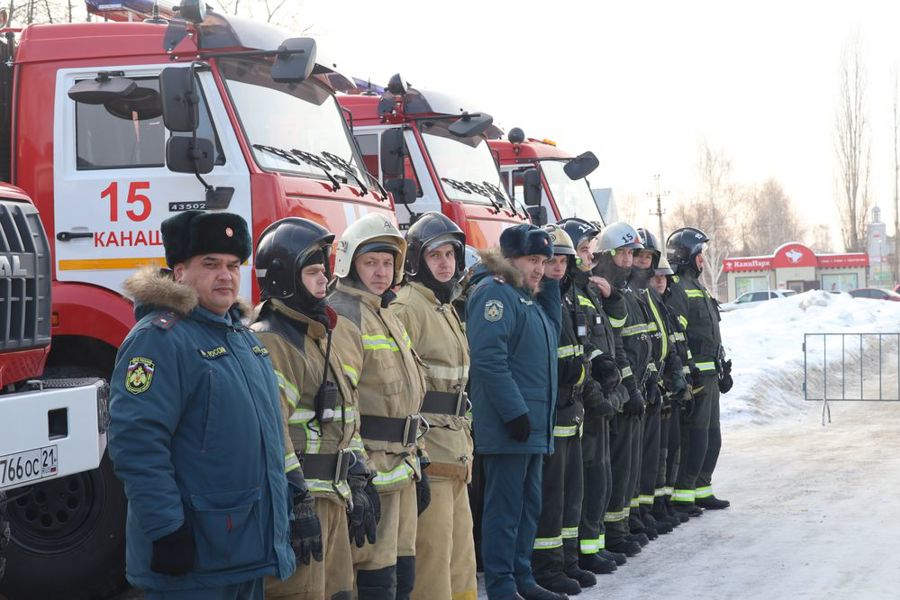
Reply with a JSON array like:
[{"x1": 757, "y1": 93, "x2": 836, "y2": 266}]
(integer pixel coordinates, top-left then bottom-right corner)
[
  {"x1": 470, "y1": 247, "x2": 541, "y2": 296},
  {"x1": 124, "y1": 266, "x2": 251, "y2": 322},
  {"x1": 334, "y1": 278, "x2": 394, "y2": 311},
  {"x1": 262, "y1": 298, "x2": 329, "y2": 340},
  {"x1": 406, "y1": 280, "x2": 445, "y2": 307}
]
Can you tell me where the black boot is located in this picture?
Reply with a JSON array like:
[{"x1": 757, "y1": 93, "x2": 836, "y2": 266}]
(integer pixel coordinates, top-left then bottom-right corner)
[
  {"x1": 356, "y1": 565, "x2": 397, "y2": 600},
  {"x1": 535, "y1": 573, "x2": 581, "y2": 596},
  {"x1": 666, "y1": 497, "x2": 690, "y2": 522},
  {"x1": 565, "y1": 565, "x2": 598, "y2": 588},
  {"x1": 519, "y1": 583, "x2": 570, "y2": 600},
  {"x1": 652, "y1": 500, "x2": 679, "y2": 529},
  {"x1": 672, "y1": 502, "x2": 703, "y2": 518},
  {"x1": 600, "y1": 549, "x2": 627, "y2": 566},
  {"x1": 696, "y1": 495, "x2": 730, "y2": 510},
  {"x1": 578, "y1": 552, "x2": 617, "y2": 575},
  {"x1": 643, "y1": 511, "x2": 672, "y2": 534},
  {"x1": 606, "y1": 539, "x2": 641, "y2": 557},
  {"x1": 626, "y1": 532, "x2": 650, "y2": 547}
]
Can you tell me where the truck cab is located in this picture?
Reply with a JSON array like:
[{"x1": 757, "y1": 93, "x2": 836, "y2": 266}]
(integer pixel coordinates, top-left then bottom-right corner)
[
  {"x1": 490, "y1": 130, "x2": 604, "y2": 227},
  {"x1": 338, "y1": 76, "x2": 529, "y2": 247}
]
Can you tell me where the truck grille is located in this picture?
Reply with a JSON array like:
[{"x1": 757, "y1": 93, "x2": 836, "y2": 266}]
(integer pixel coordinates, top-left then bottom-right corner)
[{"x1": 0, "y1": 200, "x2": 51, "y2": 351}]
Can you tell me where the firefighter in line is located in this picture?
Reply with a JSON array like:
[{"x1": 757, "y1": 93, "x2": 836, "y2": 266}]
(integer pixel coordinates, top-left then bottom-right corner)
[
  {"x1": 530, "y1": 226, "x2": 592, "y2": 596},
  {"x1": 108, "y1": 211, "x2": 295, "y2": 600},
  {"x1": 593, "y1": 222, "x2": 654, "y2": 558},
  {"x1": 329, "y1": 213, "x2": 428, "y2": 599},
  {"x1": 666, "y1": 228, "x2": 731, "y2": 514},
  {"x1": 393, "y1": 213, "x2": 477, "y2": 600},
  {"x1": 467, "y1": 224, "x2": 562, "y2": 600},
  {"x1": 557, "y1": 218, "x2": 627, "y2": 576},
  {"x1": 251, "y1": 218, "x2": 380, "y2": 600}
]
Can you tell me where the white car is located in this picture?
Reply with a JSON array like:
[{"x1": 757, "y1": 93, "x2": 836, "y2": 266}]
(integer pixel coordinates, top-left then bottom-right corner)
[{"x1": 719, "y1": 289, "x2": 797, "y2": 312}]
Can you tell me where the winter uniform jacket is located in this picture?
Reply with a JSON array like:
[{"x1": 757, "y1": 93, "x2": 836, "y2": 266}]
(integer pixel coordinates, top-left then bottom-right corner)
[
  {"x1": 108, "y1": 268, "x2": 294, "y2": 592},
  {"x1": 329, "y1": 280, "x2": 427, "y2": 493},
  {"x1": 555, "y1": 283, "x2": 588, "y2": 438},
  {"x1": 251, "y1": 299, "x2": 366, "y2": 505},
  {"x1": 615, "y1": 283, "x2": 654, "y2": 399},
  {"x1": 466, "y1": 248, "x2": 562, "y2": 455},
  {"x1": 394, "y1": 281, "x2": 473, "y2": 482},
  {"x1": 666, "y1": 271, "x2": 722, "y2": 377}
]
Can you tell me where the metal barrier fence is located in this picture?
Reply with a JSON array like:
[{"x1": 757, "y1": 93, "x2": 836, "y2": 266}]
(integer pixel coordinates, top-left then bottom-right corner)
[{"x1": 803, "y1": 333, "x2": 900, "y2": 423}]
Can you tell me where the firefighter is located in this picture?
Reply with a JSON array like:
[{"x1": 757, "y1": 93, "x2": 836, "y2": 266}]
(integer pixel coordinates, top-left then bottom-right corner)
[
  {"x1": 666, "y1": 227, "x2": 731, "y2": 514},
  {"x1": 558, "y1": 218, "x2": 626, "y2": 575},
  {"x1": 529, "y1": 225, "x2": 592, "y2": 595},
  {"x1": 108, "y1": 211, "x2": 295, "y2": 600},
  {"x1": 467, "y1": 224, "x2": 562, "y2": 600},
  {"x1": 393, "y1": 212, "x2": 477, "y2": 600},
  {"x1": 329, "y1": 213, "x2": 427, "y2": 600},
  {"x1": 251, "y1": 218, "x2": 380, "y2": 600},
  {"x1": 592, "y1": 222, "x2": 653, "y2": 557}
]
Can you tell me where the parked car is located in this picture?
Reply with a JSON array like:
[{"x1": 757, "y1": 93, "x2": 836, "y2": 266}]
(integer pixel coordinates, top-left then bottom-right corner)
[
  {"x1": 849, "y1": 288, "x2": 900, "y2": 301},
  {"x1": 719, "y1": 289, "x2": 798, "y2": 312}
]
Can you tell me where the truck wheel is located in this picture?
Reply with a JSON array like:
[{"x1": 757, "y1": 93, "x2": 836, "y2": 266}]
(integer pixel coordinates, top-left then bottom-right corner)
[{"x1": 0, "y1": 453, "x2": 127, "y2": 599}]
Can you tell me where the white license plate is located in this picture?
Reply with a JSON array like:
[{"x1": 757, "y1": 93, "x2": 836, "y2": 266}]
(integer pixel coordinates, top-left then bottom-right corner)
[{"x1": 0, "y1": 445, "x2": 58, "y2": 490}]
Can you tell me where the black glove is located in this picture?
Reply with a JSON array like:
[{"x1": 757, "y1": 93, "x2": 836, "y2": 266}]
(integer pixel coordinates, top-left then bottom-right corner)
[
  {"x1": 591, "y1": 354, "x2": 622, "y2": 393},
  {"x1": 416, "y1": 470, "x2": 432, "y2": 515},
  {"x1": 348, "y1": 473, "x2": 380, "y2": 548},
  {"x1": 718, "y1": 359, "x2": 733, "y2": 393},
  {"x1": 558, "y1": 357, "x2": 585, "y2": 386},
  {"x1": 584, "y1": 400, "x2": 616, "y2": 433},
  {"x1": 622, "y1": 388, "x2": 645, "y2": 418},
  {"x1": 505, "y1": 413, "x2": 531, "y2": 442},
  {"x1": 290, "y1": 491, "x2": 322, "y2": 565},
  {"x1": 150, "y1": 523, "x2": 195, "y2": 576}
]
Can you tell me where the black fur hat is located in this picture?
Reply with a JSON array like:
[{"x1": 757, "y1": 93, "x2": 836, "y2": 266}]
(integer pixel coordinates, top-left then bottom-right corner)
[
  {"x1": 161, "y1": 210, "x2": 252, "y2": 267},
  {"x1": 500, "y1": 224, "x2": 553, "y2": 259}
]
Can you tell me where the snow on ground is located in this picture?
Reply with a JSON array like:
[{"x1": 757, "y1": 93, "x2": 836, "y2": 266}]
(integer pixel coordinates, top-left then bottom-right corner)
[{"x1": 720, "y1": 291, "x2": 900, "y2": 426}]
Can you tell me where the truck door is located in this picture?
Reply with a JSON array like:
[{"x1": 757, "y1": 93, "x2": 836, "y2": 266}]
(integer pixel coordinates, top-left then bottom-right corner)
[{"x1": 53, "y1": 66, "x2": 252, "y2": 295}]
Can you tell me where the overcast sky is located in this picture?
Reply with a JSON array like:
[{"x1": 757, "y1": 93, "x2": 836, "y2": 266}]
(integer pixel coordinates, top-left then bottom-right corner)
[{"x1": 259, "y1": 1, "x2": 900, "y2": 251}]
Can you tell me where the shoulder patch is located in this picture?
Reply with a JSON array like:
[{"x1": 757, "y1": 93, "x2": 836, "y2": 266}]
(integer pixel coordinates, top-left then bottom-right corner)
[
  {"x1": 151, "y1": 311, "x2": 180, "y2": 330},
  {"x1": 125, "y1": 357, "x2": 155, "y2": 394},
  {"x1": 484, "y1": 299, "x2": 504, "y2": 322}
]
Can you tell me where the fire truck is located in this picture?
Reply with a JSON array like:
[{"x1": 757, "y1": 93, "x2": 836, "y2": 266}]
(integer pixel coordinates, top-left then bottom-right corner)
[
  {"x1": 489, "y1": 129, "x2": 604, "y2": 226},
  {"x1": 338, "y1": 76, "x2": 529, "y2": 246},
  {"x1": 0, "y1": 1, "x2": 391, "y2": 597}
]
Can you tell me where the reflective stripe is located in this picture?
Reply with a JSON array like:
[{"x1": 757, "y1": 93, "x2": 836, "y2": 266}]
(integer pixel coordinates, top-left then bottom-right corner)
[
  {"x1": 646, "y1": 322, "x2": 658, "y2": 333},
  {"x1": 696, "y1": 361, "x2": 716, "y2": 372},
  {"x1": 609, "y1": 315, "x2": 627, "y2": 329},
  {"x1": 622, "y1": 324, "x2": 649, "y2": 337},
  {"x1": 646, "y1": 294, "x2": 668, "y2": 358},
  {"x1": 598, "y1": 533, "x2": 605, "y2": 549},
  {"x1": 533, "y1": 536, "x2": 563, "y2": 550},
  {"x1": 589, "y1": 348, "x2": 605, "y2": 360},
  {"x1": 576, "y1": 364, "x2": 586, "y2": 387},
  {"x1": 639, "y1": 494, "x2": 654, "y2": 505},
  {"x1": 554, "y1": 425, "x2": 579, "y2": 438},
  {"x1": 665, "y1": 487, "x2": 674, "y2": 495},
  {"x1": 349, "y1": 436, "x2": 366, "y2": 452},
  {"x1": 687, "y1": 349, "x2": 694, "y2": 359},
  {"x1": 654, "y1": 488, "x2": 668, "y2": 497},
  {"x1": 577, "y1": 294, "x2": 596, "y2": 309},
  {"x1": 620, "y1": 366, "x2": 633, "y2": 378},
  {"x1": 672, "y1": 488, "x2": 696, "y2": 502},
  {"x1": 289, "y1": 408, "x2": 317, "y2": 424},
  {"x1": 562, "y1": 527, "x2": 579, "y2": 539},
  {"x1": 285, "y1": 452, "x2": 301, "y2": 474},
  {"x1": 673, "y1": 332, "x2": 686, "y2": 342},
  {"x1": 307, "y1": 478, "x2": 352, "y2": 498},
  {"x1": 343, "y1": 406, "x2": 359, "y2": 423},
  {"x1": 629, "y1": 498, "x2": 640, "y2": 508},
  {"x1": 342, "y1": 364, "x2": 359, "y2": 386},
  {"x1": 604, "y1": 509, "x2": 629, "y2": 522},
  {"x1": 372, "y1": 462, "x2": 416, "y2": 487},
  {"x1": 685, "y1": 289, "x2": 706, "y2": 298},
  {"x1": 678, "y1": 315, "x2": 688, "y2": 329},
  {"x1": 361, "y1": 333, "x2": 411, "y2": 353},
  {"x1": 695, "y1": 485, "x2": 713, "y2": 499},
  {"x1": 682, "y1": 365, "x2": 692, "y2": 375},
  {"x1": 427, "y1": 364, "x2": 470, "y2": 380},
  {"x1": 275, "y1": 370, "x2": 300, "y2": 409},
  {"x1": 557, "y1": 344, "x2": 584, "y2": 358},
  {"x1": 580, "y1": 537, "x2": 601, "y2": 554}
]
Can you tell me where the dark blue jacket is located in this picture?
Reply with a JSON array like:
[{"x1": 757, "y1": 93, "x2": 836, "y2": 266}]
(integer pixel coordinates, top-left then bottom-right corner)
[
  {"x1": 467, "y1": 249, "x2": 561, "y2": 454},
  {"x1": 108, "y1": 269, "x2": 294, "y2": 591}
]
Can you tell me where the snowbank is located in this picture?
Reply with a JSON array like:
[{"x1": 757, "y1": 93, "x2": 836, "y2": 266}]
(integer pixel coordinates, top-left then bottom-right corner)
[{"x1": 720, "y1": 290, "x2": 900, "y2": 426}]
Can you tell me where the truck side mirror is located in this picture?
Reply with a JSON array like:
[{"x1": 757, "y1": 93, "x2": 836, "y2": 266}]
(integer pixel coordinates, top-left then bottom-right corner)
[
  {"x1": 160, "y1": 66, "x2": 198, "y2": 133},
  {"x1": 527, "y1": 206, "x2": 548, "y2": 226},
  {"x1": 272, "y1": 38, "x2": 317, "y2": 83},
  {"x1": 523, "y1": 168, "x2": 542, "y2": 207},
  {"x1": 563, "y1": 151, "x2": 599, "y2": 180},
  {"x1": 380, "y1": 129, "x2": 405, "y2": 179},
  {"x1": 449, "y1": 112, "x2": 493, "y2": 138},
  {"x1": 385, "y1": 178, "x2": 417, "y2": 205},
  {"x1": 177, "y1": 0, "x2": 208, "y2": 23},
  {"x1": 67, "y1": 73, "x2": 136, "y2": 105},
  {"x1": 166, "y1": 136, "x2": 214, "y2": 174}
]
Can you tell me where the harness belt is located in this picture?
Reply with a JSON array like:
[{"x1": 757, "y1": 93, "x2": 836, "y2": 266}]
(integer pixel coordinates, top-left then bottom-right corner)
[
  {"x1": 421, "y1": 390, "x2": 468, "y2": 417},
  {"x1": 302, "y1": 449, "x2": 353, "y2": 483},
  {"x1": 360, "y1": 414, "x2": 421, "y2": 445}
]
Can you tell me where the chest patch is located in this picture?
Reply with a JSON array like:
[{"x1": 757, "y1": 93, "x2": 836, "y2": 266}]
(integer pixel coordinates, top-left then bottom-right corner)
[
  {"x1": 252, "y1": 345, "x2": 270, "y2": 357},
  {"x1": 125, "y1": 357, "x2": 155, "y2": 394},
  {"x1": 199, "y1": 346, "x2": 228, "y2": 360},
  {"x1": 484, "y1": 299, "x2": 504, "y2": 322}
]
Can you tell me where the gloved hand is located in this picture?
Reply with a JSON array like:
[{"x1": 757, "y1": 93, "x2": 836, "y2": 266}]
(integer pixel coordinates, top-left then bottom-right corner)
[
  {"x1": 584, "y1": 400, "x2": 616, "y2": 433},
  {"x1": 558, "y1": 357, "x2": 585, "y2": 386},
  {"x1": 290, "y1": 491, "x2": 322, "y2": 565},
  {"x1": 622, "y1": 388, "x2": 645, "y2": 418},
  {"x1": 505, "y1": 413, "x2": 531, "y2": 442},
  {"x1": 348, "y1": 473, "x2": 380, "y2": 548},
  {"x1": 718, "y1": 359, "x2": 733, "y2": 393},
  {"x1": 591, "y1": 354, "x2": 622, "y2": 392},
  {"x1": 416, "y1": 470, "x2": 431, "y2": 515},
  {"x1": 680, "y1": 387, "x2": 695, "y2": 417},
  {"x1": 150, "y1": 523, "x2": 195, "y2": 576},
  {"x1": 669, "y1": 371, "x2": 688, "y2": 398}
]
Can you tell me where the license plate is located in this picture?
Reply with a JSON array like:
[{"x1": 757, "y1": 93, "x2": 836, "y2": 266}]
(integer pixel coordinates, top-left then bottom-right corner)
[{"x1": 0, "y1": 445, "x2": 58, "y2": 490}]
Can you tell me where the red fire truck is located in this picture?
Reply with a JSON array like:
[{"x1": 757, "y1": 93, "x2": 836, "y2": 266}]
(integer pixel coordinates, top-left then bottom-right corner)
[
  {"x1": 338, "y1": 76, "x2": 529, "y2": 246},
  {"x1": 489, "y1": 129, "x2": 604, "y2": 226},
  {"x1": 0, "y1": 1, "x2": 392, "y2": 597}
]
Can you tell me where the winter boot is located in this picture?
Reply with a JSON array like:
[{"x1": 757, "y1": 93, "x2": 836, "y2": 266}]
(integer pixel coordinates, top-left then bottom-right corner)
[
  {"x1": 579, "y1": 552, "x2": 617, "y2": 575},
  {"x1": 535, "y1": 573, "x2": 581, "y2": 596},
  {"x1": 606, "y1": 539, "x2": 641, "y2": 557},
  {"x1": 600, "y1": 549, "x2": 627, "y2": 566},
  {"x1": 643, "y1": 511, "x2": 672, "y2": 535},
  {"x1": 672, "y1": 502, "x2": 703, "y2": 518},
  {"x1": 565, "y1": 565, "x2": 598, "y2": 588},
  {"x1": 666, "y1": 497, "x2": 691, "y2": 522},
  {"x1": 652, "y1": 497, "x2": 680, "y2": 528},
  {"x1": 696, "y1": 495, "x2": 731, "y2": 510},
  {"x1": 518, "y1": 583, "x2": 570, "y2": 600},
  {"x1": 626, "y1": 532, "x2": 650, "y2": 547}
]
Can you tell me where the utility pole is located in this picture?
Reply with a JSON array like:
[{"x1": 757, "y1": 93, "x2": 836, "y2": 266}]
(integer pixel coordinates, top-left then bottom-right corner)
[{"x1": 647, "y1": 174, "x2": 669, "y2": 243}]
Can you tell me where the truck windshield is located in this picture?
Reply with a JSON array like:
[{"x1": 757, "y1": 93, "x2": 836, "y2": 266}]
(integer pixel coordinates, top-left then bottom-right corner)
[
  {"x1": 218, "y1": 58, "x2": 366, "y2": 183},
  {"x1": 419, "y1": 121, "x2": 510, "y2": 207},
  {"x1": 540, "y1": 160, "x2": 603, "y2": 221}
]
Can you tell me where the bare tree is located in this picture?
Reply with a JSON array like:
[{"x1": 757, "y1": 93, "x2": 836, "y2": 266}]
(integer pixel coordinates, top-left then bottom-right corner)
[
  {"x1": 737, "y1": 179, "x2": 805, "y2": 256},
  {"x1": 834, "y1": 35, "x2": 872, "y2": 252}
]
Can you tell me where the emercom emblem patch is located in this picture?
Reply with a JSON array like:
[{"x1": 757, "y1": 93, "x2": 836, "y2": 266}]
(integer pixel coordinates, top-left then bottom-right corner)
[
  {"x1": 125, "y1": 357, "x2": 155, "y2": 394},
  {"x1": 484, "y1": 299, "x2": 504, "y2": 322}
]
